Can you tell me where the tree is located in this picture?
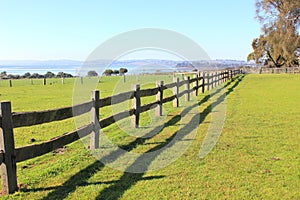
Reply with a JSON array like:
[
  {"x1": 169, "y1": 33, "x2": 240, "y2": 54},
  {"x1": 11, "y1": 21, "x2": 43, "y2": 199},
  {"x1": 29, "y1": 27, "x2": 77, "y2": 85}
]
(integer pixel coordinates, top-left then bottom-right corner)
[
  {"x1": 0, "y1": 71, "x2": 7, "y2": 79},
  {"x1": 0, "y1": 72, "x2": 6, "y2": 79},
  {"x1": 113, "y1": 69, "x2": 119, "y2": 76},
  {"x1": 119, "y1": 68, "x2": 128, "y2": 75},
  {"x1": 30, "y1": 73, "x2": 40, "y2": 78},
  {"x1": 23, "y1": 72, "x2": 31, "y2": 78},
  {"x1": 247, "y1": 52, "x2": 256, "y2": 62},
  {"x1": 45, "y1": 71, "x2": 55, "y2": 78},
  {"x1": 102, "y1": 69, "x2": 113, "y2": 76},
  {"x1": 249, "y1": 0, "x2": 300, "y2": 67},
  {"x1": 87, "y1": 70, "x2": 98, "y2": 77},
  {"x1": 57, "y1": 72, "x2": 73, "y2": 78}
]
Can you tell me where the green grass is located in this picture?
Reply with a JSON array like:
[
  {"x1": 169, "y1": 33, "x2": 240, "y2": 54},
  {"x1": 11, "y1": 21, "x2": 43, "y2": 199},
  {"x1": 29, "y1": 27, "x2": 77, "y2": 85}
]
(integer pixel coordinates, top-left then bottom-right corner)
[{"x1": 0, "y1": 74, "x2": 299, "y2": 199}]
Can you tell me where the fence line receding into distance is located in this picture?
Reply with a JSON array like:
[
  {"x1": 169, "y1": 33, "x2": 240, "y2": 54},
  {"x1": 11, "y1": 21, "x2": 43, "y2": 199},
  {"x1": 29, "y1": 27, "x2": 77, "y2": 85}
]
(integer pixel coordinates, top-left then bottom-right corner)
[{"x1": 0, "y1": 69, "x2": 242, "y2": 195}]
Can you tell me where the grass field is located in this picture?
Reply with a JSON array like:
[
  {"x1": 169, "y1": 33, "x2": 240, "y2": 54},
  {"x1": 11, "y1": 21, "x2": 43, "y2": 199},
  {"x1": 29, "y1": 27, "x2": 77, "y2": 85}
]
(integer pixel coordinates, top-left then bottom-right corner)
[{"x1": 0, "y1": 74, "x2": 299, "y2": 199}]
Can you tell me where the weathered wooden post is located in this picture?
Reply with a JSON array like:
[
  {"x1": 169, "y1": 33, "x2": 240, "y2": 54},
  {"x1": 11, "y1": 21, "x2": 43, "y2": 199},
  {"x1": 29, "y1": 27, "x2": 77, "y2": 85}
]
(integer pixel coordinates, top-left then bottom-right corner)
[
  {"x1": 81, "y1": 77, "x2": 83, "y2": 84},
  {"x1": 193, "y1": 74, "x2": 199, "y2": 97},
  {"x1": 201, "y1": 72, "x2": 205, "y2": 93},
  {"x1": 30, "y1": 79, "x2": 33, "y2": 85},
  {"x1": 131, "y1": 84, "x2": 141, "y2": 128},
  {"x1": 156, "y1": 81, "x2": 164, "y2": 116},
  {"x1": 43, "y1": 78, "x2": 46, "y2": 85},
  {"x1": 90, "y1": 90, "x2": 100, "y2": 149},
  {"x1": 61, "y1": 77, "x2": 65, "y2": 85},
  {"x1": 211, "y1": 73, "x2": 214, "y2": 89},
  {"x1": 206, "y1": 72, "x2": 210, "y2": 91},
  {"x1": 215, "y1": 72, "x2": 217, "y2": 86},
  {"x1": 0, "y1": 101, "x2": 18, "y2": 194},
  {"x1": 227, "y1": 70, "x2": 230, "y2": 81},
  {"x1": 173, "y1": 77, "x2": 179, "y2": 108},
  {"x1": 123, "y1": 74, "x2": 126, "y2": 83},
  {"x1": 185, "y1": 76, "x2": 190, "y2": 102},
  {"x1": 9, "y1": 80, "x2": 12, "y2": 87}
]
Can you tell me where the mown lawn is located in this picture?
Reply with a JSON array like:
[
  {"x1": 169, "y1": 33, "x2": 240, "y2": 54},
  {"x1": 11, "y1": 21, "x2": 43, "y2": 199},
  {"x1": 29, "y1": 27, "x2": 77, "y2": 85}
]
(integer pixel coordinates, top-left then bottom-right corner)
[{"x1": 0, "y1": 74, "x2": 299, "y2": 199}]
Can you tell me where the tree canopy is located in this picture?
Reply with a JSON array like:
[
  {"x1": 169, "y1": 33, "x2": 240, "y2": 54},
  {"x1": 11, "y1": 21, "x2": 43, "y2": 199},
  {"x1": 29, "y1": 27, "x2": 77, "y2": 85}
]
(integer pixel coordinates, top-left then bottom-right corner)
[
  {"x1": 103, "y1": 68, "x2": 128, "y2": 76},
  {"x1": 119, "y1": 68, "x2": 128, "y2": 75},
  {"x1": 87, "y1": 70, "x2": 98, "y2": 77},
  {"x1": 103, "y1": 69, "x2": 113, "y2": 76},
  {"x1": 248, "y1": 0, "x2": 300, "y2": 67}
]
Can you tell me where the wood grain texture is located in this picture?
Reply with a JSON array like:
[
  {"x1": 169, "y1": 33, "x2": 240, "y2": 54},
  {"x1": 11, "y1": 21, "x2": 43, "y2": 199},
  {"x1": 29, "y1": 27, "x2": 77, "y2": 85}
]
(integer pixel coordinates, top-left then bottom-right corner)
[
  {"x1": 15, "y1": 123, "x2": 93, "y2": 162},
  {"x1": 12, "y1": 101, "x2": 93, "y2": 128}
]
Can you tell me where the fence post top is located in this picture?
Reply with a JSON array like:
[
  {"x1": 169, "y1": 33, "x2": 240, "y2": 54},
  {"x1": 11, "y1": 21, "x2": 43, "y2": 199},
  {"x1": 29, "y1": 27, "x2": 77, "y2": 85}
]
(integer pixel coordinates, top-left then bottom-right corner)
[
  {"x1": 156, "y1": 80, "x2": 164, "y2": 85},
  {"x1": 0, "y1": 101, "x2": 11, "y2": 105},
  {"x1": 132, "y1": 84, "x2": 140, "y2": 90}
]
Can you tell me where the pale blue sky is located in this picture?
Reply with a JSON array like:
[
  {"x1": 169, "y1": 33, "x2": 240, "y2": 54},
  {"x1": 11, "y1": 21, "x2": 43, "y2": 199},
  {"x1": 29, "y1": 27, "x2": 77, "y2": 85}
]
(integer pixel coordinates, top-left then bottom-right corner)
[{"x1": 0, "y1": 0, "x2": 261, "y2": 61}]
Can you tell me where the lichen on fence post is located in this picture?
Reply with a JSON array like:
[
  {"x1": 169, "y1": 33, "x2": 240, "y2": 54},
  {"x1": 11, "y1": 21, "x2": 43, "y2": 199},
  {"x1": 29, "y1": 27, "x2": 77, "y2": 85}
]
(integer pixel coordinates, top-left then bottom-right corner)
[
  {"x1": 90, "y1": 90, "x2": 100, "y2": 149},
  {"x1": 0, "y1": 101, "x2": 18, "y2": 194},
  {"x1": 131, "y1": 84, "x2": 141, "y2": 128}
]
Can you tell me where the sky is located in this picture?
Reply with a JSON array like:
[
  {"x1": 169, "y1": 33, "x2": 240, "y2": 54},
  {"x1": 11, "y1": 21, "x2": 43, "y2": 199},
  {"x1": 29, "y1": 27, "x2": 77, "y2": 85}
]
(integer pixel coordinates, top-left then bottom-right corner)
[{"x1": 0, "y1": 0, "x2": 261, "y2": 61}]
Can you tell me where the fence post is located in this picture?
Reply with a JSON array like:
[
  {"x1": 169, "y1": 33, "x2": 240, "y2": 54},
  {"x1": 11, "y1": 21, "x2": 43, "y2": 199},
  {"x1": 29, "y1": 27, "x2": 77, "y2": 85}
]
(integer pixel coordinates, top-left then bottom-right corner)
[
  {"x1": 206, "y1": 72, "x2": 210, "y2": 91},
  {"x1": 214, "y1": 72, "x2": 217, "y2": 88},
  {"x1": 193, "y1": 74, "x2": 199, "y2": 97},
  {"x1": 31, "y1": 79, "x2": 33, "y2": 85},
  {"x1": 201, "y1": 72, "x2": 205, "y2": 93},
  {"x1": 81, "y1": 77, "x2": 83, "y2": 84},
  {"x1": 220, "y1": 72, "x2": 223, "y2": 83},
  {"x1": 90, "y1": 90, "x2": 100, "y2": 149},
  {"x1": 43, "y1": 78, "x2": 46, "y2": 85},
  {"x1": 156, "y1": 81, "x2": 164, "y2": 116},
  {"x1": 131, "y1": 84, "x2": 141, "y2": 128},
  {"x1": 0, "y1": 101, "x2": 18, "y2": 194},
  {"x1": 9, "y1": 80, "x2": 12, "y2": 87},
  {"x1": 173, "y1": 77, "x2": 179, "y2": 108},
  {"x1": 62, "y1": 77, "x2": 65, "y2": 85},
  {"x1": 185, "y1": 76, "x2": 190, "y2": 102},
  {"x1": 227, "y1": 70, "x2": 230, "y2": 81},
  {"x1": 211, "y1": 73, "x2": 214, "y2": 89}
]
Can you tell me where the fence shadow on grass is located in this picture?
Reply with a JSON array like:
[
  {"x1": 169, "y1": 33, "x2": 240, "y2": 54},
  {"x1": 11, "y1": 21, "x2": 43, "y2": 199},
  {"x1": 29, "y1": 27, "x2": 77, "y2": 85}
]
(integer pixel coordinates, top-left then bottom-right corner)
[
  {"x1": 95, "y1": 75, "x2": 245, "y2": 199},
  {"x1": 36, "y1": 75, "x2": 245, "y2": 200}
]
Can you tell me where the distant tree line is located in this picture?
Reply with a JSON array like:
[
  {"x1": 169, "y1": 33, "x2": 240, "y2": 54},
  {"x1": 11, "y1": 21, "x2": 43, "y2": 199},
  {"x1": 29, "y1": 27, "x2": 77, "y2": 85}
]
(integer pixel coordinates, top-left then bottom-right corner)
[{"x1": 0, "y1": 71, "x2": 73, "y2": 79}]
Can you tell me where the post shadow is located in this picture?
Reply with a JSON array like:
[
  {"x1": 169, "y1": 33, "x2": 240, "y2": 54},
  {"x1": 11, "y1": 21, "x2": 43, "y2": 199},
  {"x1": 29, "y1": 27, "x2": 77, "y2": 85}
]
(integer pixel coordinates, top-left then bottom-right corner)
[
  {"x1": 95, "y1": 75, "x2": 245, "y2": 199},
  {"x1": 40, "y1": 75, "x2": 245, "y2": 200}
]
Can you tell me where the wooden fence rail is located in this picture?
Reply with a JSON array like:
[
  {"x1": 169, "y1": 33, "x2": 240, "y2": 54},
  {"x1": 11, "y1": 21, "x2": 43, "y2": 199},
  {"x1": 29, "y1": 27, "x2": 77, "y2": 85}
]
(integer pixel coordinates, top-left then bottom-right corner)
[{"x1": 0, "y1": 69, "x2": 242, "y2": 194}]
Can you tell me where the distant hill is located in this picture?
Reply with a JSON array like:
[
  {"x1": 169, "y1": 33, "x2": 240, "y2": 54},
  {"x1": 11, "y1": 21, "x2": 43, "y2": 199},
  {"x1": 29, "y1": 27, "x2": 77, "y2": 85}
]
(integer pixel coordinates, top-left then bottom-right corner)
[{"x1": 0, "y1": 59, "x2": 250, "y2": 75}]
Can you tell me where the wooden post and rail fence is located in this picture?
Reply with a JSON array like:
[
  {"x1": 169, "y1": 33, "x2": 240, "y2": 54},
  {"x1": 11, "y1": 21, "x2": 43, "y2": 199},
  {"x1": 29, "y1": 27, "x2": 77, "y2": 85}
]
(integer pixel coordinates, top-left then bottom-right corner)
[{"x1": 0, "y1": 69, "x2": 242, "y2": 194}]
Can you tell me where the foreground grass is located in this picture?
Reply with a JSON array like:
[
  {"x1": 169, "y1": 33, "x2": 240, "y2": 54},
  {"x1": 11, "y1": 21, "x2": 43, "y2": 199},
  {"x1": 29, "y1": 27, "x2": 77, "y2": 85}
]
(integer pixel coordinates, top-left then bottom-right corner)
[{"x1": 0, "y1": 74, "x2": 299, "y2": 199}]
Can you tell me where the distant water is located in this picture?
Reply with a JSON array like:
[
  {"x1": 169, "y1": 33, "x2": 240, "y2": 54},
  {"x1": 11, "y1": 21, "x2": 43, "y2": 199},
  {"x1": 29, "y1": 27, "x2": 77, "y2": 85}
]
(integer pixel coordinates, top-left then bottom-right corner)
[{"x1": 0, "y1": 59, "x2": 192, "y2": 76}]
